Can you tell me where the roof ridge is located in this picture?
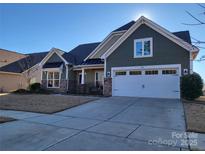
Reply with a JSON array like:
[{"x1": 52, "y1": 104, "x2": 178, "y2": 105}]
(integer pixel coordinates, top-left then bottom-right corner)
[
  {"x1": 172, "y1": 30, "x2": 190, "y2": 33},
  {"x1": 26, "y1": 51, "x2": 49, "y2": 55},
  {"x1": 0, "y1": 48, "x2": 24, "y2": 55},
  {"x1": 77, "y1": 42, "x2": 101, "y2": 46}
]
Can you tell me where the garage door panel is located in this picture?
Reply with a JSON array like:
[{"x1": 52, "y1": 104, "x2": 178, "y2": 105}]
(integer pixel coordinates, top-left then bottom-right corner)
[
  {"x1": 112, "y1": 69, "x2": 180, "y2": 99},
  {"x1": 113, "y1": 76, "x2": 143, "y2": 97}
]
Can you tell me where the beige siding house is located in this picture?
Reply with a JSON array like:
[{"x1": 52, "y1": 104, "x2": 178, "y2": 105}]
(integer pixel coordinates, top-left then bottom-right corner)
[
  {"x1": 0, "y1": 49, "x2": 27, "y2": 92},
  {"x1": 0, "y1": 72, "x2": 27, "y2": 92}
]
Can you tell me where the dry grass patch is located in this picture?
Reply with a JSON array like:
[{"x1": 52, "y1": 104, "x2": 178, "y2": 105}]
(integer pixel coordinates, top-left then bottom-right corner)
[
  {"x1": 0, "y1": 116, "x2": 16, "y2": 124},
  {"x1": 0, "y1": 94, "x2": 98, "y2": 114},
  {"x1": 183, "y1": 97, "x2": 205, "y2": 133},
  {"x1": 196, "y1": 96, "x2": 205, "y2": 103}
]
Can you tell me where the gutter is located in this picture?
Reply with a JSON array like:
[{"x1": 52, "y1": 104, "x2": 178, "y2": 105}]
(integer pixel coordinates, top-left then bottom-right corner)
[
  {"x1": 73, "y1": 64, "x2": 104, "y2": 70},
  {"x1": 0, "y1": 71, "x2": 22, "y2": 76}
]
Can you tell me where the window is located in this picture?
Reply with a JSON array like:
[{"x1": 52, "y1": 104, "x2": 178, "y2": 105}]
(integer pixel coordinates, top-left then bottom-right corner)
[
  {"x1": 115, "y1": 71, "x2": 126, "y2": 76},
  {"x1": 95, "y1": 72, "x2": 99, "y2": 87},
  {"x1": 162, "y1": 69, "x2": 177, "y2": 75},
  {"x1": 47, "y1": 72, "x2": 60, "y2": 88},
  {"x1": 145, "y1": 70, "x2": 158, "y2": 75},
  {"x1": 134, "y1": 38, "x2": 153, "y2": 58},
  {"x1": 129, "y1": 70, "x2": 142, "y2": 75},
  {"x1": 95, "y1": 71, "x2": 103, "y2": 87},
  {"x1": 78, "y1": 73, "x2": 86, "y2": 84},
  {"x1": 95, "y1": 72, "x2": 99, "y2": 81},
  {"x1": 79, "y1": 74, "x2": 82, "y2": 84}
]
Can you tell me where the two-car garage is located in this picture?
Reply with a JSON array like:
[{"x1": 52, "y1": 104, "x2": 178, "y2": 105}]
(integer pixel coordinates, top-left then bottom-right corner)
[{"x1": 112, "y1": 65, "x2": 181, "y2": 99}]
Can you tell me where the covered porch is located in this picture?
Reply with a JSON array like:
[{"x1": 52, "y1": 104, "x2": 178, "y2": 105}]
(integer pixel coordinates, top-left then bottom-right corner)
[{"x1": 72, "y1": 63, "x2": 104, "y2": 95}]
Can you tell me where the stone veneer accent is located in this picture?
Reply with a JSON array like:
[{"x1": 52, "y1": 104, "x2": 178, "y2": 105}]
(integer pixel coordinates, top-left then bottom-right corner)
[
  {"x1": 103, "y1": 77, "x2": 112, "y2": 96},
  {"x1": 60, "y1": 80, "x2": 68, "y2": 92},
  {"x1": 67, "y1": 80, "x2": 77, "y2": 93}
]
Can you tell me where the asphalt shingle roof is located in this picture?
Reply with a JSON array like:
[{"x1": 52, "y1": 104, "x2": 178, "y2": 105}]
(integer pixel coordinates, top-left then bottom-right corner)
[
  {"x1": 63, "y1": 42, "x2": 101, "y2": 65},
  {"x1": 81, "y1": 58, "x2": 104, "y2": 65},
  {"x1": 113, "y1": 21, "x2": 136, "y2": 32},
  {"x1": 43, "y1": 62, "x2": 63, "y2": 68},
  {"x1": 172, "y1": 31, "x2": 191, "y2": 44},
  {"x1": 0, "y1": 52, "x2": 48, "y2": 73}
]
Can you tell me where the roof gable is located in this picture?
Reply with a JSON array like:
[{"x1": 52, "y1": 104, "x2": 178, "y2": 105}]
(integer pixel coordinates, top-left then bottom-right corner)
[
  {"x1": 85, "y1": 32, "x2": 125, "y2": 60},
  {"x1": 86, "y1": 20, "x2": 194, "y2": 61},
  {"x1": 39, "y1": 48, "x2": 68, "y2": 66},
  {"x1": 102, "y1": 16, "x2": 199, "y2": 59}
]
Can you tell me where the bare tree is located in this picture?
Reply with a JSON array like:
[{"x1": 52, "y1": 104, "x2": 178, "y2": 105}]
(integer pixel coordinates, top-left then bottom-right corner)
[
  {"x1": 182, "y1": 4, "x2": 205, "y2": 25},
  {"x1": 17, "y1": 55, "x2": 33, "y2": 88},
  {"x1": 182, "y1": 4, "x2": 205, "y2": 61}
]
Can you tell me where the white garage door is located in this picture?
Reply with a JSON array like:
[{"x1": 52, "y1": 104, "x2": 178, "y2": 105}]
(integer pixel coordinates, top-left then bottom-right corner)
[{"x1": 112, "y1": 66, "x2": 180, "y2": 99}]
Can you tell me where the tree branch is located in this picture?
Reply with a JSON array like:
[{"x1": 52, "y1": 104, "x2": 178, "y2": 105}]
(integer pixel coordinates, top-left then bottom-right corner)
[
  {"x1": 187, "y1": 11, "x2": 205, "y2": 24},
  {"x1": 198, "y1": 4, "x2": 205, "y2": 9},
  {"x1": 191, "y1": 37, "x2": 205, "y2": 44},
  {"x1": 195, "y1": 55, "x2": 205, "y2": 62},
  {"x1": 195, "y1": 46, "x2": 205, "y2": 49},
  {"x1": 182, "y1": 10, "x2": 205, "y2": 25},
  {"x1": 182, "y1": 23, "x2": 203, "y2": 25}
]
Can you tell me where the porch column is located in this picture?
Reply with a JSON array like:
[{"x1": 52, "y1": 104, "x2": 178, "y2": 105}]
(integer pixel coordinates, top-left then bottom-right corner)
[{"x1": 81, "y1": 68, "x2": 85, "y2": 84}]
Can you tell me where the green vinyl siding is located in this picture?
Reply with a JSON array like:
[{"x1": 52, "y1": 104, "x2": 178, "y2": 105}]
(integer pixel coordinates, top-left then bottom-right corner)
[{"x1": 106, "y1": 24, "x2": 190, "y2": 76}]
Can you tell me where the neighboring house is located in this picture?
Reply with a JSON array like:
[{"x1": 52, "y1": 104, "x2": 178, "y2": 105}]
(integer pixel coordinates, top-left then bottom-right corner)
[
  {"x1": 0, "y1": 52, "x2": 48, "y2": 92},
  {"x1": 0, "y1": 16, "x2": 199, "y2": 98},
  {"x1": 0, "y1": 48, "x2": 25, "y2": 67},
  {"x1": 0, "y1": 49, "x2": 26, "y2": 92}
]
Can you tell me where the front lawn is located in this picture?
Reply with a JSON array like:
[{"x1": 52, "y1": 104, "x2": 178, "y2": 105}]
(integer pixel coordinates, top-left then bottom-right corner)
[
  {"x1": 0, "y1": 116, "x2": 16, "y2": 124},
  {"x1": 183, "y1": 96, "x2": 205, "y2": 133},
  {"x1": 0, "y1": 94, "x2": 98, "y2": 114}
]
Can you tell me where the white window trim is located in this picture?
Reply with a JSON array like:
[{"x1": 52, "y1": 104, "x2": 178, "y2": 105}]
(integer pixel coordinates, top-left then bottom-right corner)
[
  {"x1": 47, "y1": 71, "x2": 61, "y2": 88},
  {"x1": 134, "y1": 37, "x2": 153, "y2": 58}
]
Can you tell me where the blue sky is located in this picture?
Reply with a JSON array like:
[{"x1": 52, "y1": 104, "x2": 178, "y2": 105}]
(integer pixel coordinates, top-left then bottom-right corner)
[{"x1": 0, "y1": 3, "x2": 204, "y2": 80}]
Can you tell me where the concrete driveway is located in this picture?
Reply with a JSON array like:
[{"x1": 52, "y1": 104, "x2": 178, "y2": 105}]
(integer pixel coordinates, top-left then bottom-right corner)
[{"x1": 0, "y1": 97, "x2": 204, "y2": 150}]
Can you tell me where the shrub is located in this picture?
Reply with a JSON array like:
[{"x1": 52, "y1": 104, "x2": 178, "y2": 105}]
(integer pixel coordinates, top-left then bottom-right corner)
[
  {"x1": 181, "y1": 72, "x2": 203, "y2": 100},
  {"x1": 29, "y1": 83, "x2": 41, "y2": 92}
]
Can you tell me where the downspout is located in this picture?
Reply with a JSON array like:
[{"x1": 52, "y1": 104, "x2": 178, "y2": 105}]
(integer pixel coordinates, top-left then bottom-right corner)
[
  {"x1": 190, "y1": 52, "x2": 193, "y2": 74},
  {"x1": 103, "y1": 58, "x2": 106, "y2": 96},
  {"x1": 65, "y1": 64, "x2": 69, "y2": 92},
  {"x1": 40, "y1": 64, "x2": 43, "y2": 84}
]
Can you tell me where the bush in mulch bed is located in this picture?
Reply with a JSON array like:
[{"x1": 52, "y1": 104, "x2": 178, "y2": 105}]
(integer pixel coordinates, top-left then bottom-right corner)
[
  {"x1": 181, "y1": 72, "x2": 203, "y2": 100},
  {"x1": 13, "y1": 83, "x2": 51, "y2": 94}
]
